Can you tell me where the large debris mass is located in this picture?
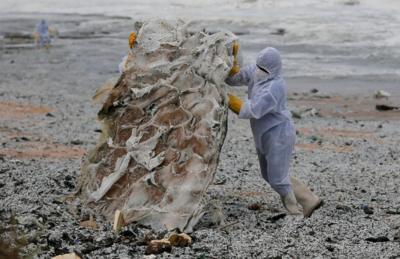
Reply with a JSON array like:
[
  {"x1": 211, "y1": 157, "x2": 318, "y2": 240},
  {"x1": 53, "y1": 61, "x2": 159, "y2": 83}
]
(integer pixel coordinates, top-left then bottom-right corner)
[{"x1": 76, "y1": 20, "x2": 236, "y2": 232}]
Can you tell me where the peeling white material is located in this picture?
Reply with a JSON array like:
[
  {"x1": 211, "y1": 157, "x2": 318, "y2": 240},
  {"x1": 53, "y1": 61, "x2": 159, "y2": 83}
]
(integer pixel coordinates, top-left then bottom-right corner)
[
  {"x1": 89, "y1": 153, "x2": 131, "y2": 202},
  {"x1": 78, "y1": 19, "x2": 235, "y2": 231}
]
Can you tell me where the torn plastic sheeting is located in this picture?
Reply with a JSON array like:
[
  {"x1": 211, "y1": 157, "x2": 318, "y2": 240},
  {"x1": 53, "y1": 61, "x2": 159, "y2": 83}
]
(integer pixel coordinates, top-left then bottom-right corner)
[{"x1": 76, "y1": 19, "x2": 235, "y2": 232}]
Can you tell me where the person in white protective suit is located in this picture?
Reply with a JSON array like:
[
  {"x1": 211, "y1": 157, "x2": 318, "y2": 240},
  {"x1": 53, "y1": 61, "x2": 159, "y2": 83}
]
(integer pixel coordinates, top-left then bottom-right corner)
[{"x1": 226, "y1": 43, "x2": 323, "y2": 217}]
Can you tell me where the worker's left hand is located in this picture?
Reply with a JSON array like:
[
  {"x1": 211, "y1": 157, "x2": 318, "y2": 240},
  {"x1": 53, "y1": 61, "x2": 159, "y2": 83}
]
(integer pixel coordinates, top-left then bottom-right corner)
[
  {"x1": 129, "y1": 32, "x2": 137, "y2": 49},
  {"x1": 229, "y1": 41, "x2": 240, "y2": 76},
  {"x1": 228, "y1": 93, "x2": 243, "y2": 114}
]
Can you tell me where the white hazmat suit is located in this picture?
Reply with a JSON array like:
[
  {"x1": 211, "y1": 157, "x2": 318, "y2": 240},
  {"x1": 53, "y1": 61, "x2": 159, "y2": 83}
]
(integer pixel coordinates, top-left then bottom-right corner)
[{"x1": 226, "y1": 47, "x2": 294, "y2": 197}]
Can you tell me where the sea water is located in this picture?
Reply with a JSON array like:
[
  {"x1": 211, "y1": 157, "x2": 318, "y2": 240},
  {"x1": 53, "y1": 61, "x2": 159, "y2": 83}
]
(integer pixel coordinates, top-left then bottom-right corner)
[{"x1": 1, "y1": 0, "x2": 399, "y2": 84}]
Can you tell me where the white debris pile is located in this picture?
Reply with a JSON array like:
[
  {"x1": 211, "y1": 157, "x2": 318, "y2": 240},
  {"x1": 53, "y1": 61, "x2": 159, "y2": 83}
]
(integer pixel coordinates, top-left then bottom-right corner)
[{"x1": 76, "y1": 20, "x2": 237, "y2": 232}]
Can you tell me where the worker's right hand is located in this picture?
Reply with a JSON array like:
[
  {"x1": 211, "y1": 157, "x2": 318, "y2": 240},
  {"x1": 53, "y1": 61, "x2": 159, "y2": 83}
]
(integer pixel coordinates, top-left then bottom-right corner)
[
  {"x1": 229, "y1": 41, "x2": 240, "y2": 76},
  {"x1": 228, "y1": 93, "x2": 243, "y2": 114}
]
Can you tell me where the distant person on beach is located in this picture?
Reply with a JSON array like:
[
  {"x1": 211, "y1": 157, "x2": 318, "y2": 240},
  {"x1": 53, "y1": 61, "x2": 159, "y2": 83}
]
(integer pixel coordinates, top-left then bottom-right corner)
[
  {"x1": 34, "y1": 20, "x2": 51, "y2": 48},
  {"x1": 226, "y1": 43, "x2": 323, "y2": 217}
]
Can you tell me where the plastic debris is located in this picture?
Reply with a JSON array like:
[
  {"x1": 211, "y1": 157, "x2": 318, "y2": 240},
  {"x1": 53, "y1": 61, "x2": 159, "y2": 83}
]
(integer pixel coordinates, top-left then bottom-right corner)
[
  {"x1": 76, "y1": 20, "x2": 236, "y2": 232},
  {"x1": 374, "y1": 90, "x2": 391, "y2": 99}
]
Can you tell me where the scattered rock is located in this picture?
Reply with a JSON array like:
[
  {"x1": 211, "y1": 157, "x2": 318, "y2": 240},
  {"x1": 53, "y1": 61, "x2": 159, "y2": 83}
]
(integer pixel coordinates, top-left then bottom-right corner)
[
  {"x1": 247, "y1": 203, "x2": 262, "y2": 211},
  {"x1": 291, "y1": 111, "x2": 302, "y2": 119},
  {"x1": 344, "y1": 141, "x2": 353, "y2": 146},
  {"x1": 70, "y1": 140, "x2": 83, "y2": 145},
  {"x1": 386, "y1": 210, "x2": 400, "y2": 215},
  {"x1": 168, "y1": 233, "x2": 192, "y2": 247},
  {"x1": 145, "y1": 239, "x2": 172, "y2": 255},
  {"x1": 46, "y1": 112, "x2": 55, "y2": 117},
  {"x1": 271, "y1": 28, "x2": 286, "y2": 36},
  {"x1": 63, "y1": 176, "x2": 75, "y2": 189},
  {"x1": 325, "y1": 237, "x2": 337, "y2": 243},
  {"x1": 267, "y1": 213, "x2": 286, "y2": 222},
  {"x1": 326, "y1": 245, "x2": 335, "y2": 252},
  {"x1": 310, "y1": 88, "x2": 319, "y2": 94},
  {"x1": 343, "y1": 0, "x2": 360, "y2": 6},
  {"x1": 365, "y1": 236, "x2": 390, "y2": 243},
  {"x1": 376, "y1": 104, "x2": 399, "y2": 111},
  {"x1": 308, "y1": 135, "x2": 323, "y2": 145},
  {"x1": 361, "y1": 204, "x2": 374, "y2": 215},
  {"x1": 291, "y1": 108, "x2": 319, "y2": 119},
  {"x1": 22, "y1": 136, "x2": 30, "y2": 141},
  {"x1": 336, "y1": 204, "x2": 351, "y2": 212},
  {"x1": 48, "y1": 231, "x2": 63, "y2": 249},
  {"x1": 213, "y1": 176, "x2": 227, "y2": 185},
  {"x1": 394, "y1": 230, "x2": 400, "y2": 241}
]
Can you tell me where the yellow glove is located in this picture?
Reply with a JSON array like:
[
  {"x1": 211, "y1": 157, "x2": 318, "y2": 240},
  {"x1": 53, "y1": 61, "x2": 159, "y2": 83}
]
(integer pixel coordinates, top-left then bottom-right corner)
[
  {"x1": 228, "y1": 93, "x2": 243, "y2": 114},
  {"x1": 229, "y1": 41, "x2": 240, "y2": 76},
  {"x1": 129, "y1": 32, "x2": 136, "y2": 49}
]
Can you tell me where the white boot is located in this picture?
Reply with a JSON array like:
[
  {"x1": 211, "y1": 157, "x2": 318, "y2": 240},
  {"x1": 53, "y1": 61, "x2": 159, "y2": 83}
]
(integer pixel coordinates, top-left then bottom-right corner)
[
  {"x1": 291, "y1": 177, "x2": 323, "y2": 217},
  {"x1": 281, "y1": 190, "x2": 302, "y2": 215}
]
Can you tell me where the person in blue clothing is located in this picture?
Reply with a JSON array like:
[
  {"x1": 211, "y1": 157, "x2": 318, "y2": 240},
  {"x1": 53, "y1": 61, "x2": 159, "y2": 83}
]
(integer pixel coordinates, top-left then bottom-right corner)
[
  {"x1": 34, "y1": 20, "x2": 51, "y2": 48},
  {"x1": 227, "y1": 44, "x2": 323, "y2": 217}
]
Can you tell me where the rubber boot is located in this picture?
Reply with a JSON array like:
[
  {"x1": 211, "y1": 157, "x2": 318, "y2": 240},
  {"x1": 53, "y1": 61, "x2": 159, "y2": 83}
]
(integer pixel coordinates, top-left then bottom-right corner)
[
  {"x1": 281, "y1": 190, "x2": 302, "y2": 215},
  {"x1": 290, "y1": 177, "x2": 323, "y2": 217}
]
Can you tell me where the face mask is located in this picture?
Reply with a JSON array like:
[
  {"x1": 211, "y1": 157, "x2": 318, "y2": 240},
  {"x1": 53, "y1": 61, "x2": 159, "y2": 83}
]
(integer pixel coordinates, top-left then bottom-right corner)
[{"x1": 255, "y1": 66, "x2": 269, "y2": 82}]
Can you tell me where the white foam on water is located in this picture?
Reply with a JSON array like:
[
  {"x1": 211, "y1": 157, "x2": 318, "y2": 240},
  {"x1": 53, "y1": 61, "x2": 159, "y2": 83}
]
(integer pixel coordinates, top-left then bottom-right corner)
[{"x1": 2, "y1": 0, "x2": 399, "y2": 80}]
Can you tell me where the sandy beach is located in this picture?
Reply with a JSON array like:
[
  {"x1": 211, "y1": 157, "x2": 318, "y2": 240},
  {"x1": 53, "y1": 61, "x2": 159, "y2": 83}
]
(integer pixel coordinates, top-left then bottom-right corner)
[{"x1": 1, "y1": 11, "x2": 400, "y2": 258}]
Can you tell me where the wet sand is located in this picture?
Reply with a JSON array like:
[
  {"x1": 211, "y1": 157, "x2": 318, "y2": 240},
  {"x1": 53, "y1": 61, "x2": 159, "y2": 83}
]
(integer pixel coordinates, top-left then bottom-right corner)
[{"x1": 1, "y1": 14, "x2": 400, "y2": 258}]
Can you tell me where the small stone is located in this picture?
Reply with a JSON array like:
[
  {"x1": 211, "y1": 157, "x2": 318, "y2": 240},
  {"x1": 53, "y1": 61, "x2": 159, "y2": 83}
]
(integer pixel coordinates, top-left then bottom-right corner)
[
  {"x1": 386, "y1": 210, "x2": 400, "y2": 215},
  {"x1": 268, "y1": 213, "x2": 286, "y2": 222},
  {"x1": 46, "y1": 112, "x2": 55, "y2": 117},
  {"x1": 326, "y1": 245, "x2": 335, "y2": 252},
  {"x1": 247, "y1": 203, "x2": 262, "y2": 211},
  {"x1": 70, "y1": 139, "x2": 83, "y2": 145},
  {"x1": 363, "y1": 206, "x2": 374, "y2": 215},
  {"x1": 365, "y1": 236, "x2": 390, "y2": 243},
  {"x1": 168, "y1": 233, "x2": 192, "y2": 247},
  {"x1": 271, "y1": 28, "x2": 286, "y2": 36},
  {"x1": 213, "y1": 176, "x2": 226, "y2": 185},
  {"x1": 145, "y1": 239, "x2": 172, "y2": 255},
  {"x1": 48, "y1": 231, "x2": 62, "y2": 249},
  {"x1": 310, "y1": 88, "x2": 319, "y2": 94},
  {"x1": 343, "y1": 0, "x2": 360, "y2": 6},
  {"x1": 394, "y1": 230, "x2": 400, "y2": 241},
  {"x1": 336, "y1": 204, "x2": 351, "y2": 212}
]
